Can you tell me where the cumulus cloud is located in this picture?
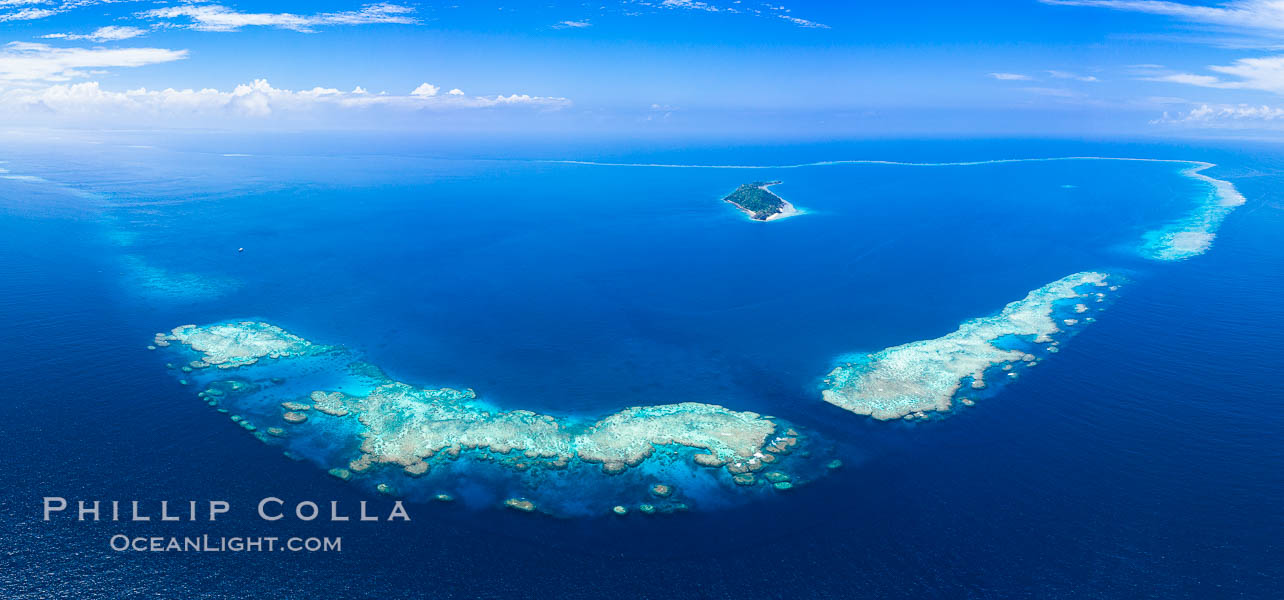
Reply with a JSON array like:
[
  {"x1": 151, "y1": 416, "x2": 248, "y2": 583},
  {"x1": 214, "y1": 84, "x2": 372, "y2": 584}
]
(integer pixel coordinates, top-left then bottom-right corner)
[
  {"x1": 0, "y1": 79, "x2": 570, "y2": 124},
  {"x1": 42, "y1": 26, "x2": 148, "y2": 42},
  {"x1": 410, "y1": 82, "x2": 439, "y2": 96},
  {"x1": 1154, "y1": 103, "x2": 1284, "y2": 124},
  {"x1": 989, "y1": 72, "x2": 1032, "y2": 80},
  {"x1": 0, "y1": 42, "x2": 188, "y2": 82},
  {"x1": 138, "y1": 2, "x2": 418, "y2": 33}
]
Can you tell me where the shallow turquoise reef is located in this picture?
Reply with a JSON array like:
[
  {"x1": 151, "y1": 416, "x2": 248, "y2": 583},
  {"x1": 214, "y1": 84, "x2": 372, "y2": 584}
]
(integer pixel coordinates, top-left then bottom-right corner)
[
  {"x1": 159, "y1": 321, "x2": 317, "y2": 368},
  {"x1": 1139, "y1": 162, "x2": 1246, "y2": 261},
  {"x1": 159, "y1": 322, "x2": 820, "y2": 516},
  {"x1": 822, "y1": 271, "x2": 1116, "y2": 420},
  {"x1": 347, "y1": 382, "x2": 788, "y2": 478}
]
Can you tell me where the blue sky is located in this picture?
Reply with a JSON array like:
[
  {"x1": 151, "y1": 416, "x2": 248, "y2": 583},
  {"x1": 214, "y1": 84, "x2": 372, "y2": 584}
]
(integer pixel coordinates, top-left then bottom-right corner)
[{"x1": 3, "y1": 1, "x2": 1284, "y2": 136}]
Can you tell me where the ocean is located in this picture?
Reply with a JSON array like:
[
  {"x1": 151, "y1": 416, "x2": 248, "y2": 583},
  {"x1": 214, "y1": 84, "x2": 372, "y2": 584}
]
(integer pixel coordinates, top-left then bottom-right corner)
[{"x1": 0, "y1": 134, "x2": 1279, "y2": 598}]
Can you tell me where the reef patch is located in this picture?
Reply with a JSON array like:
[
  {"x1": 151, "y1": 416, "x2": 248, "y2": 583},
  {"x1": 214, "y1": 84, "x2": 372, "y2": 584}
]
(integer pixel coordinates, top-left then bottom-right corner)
[
  {"x1": 159, "y1": 322, "x2": 826, "y2": 516},
  {"x1": 1139, "y1": 162, "x2": 1246, "y2": 261},
  {"x1": 163, "y1": 322, "x2": 317, "y2": 368},
  {"x1": 822, "y1": 271, "x2": 1116, "y2": 420}
]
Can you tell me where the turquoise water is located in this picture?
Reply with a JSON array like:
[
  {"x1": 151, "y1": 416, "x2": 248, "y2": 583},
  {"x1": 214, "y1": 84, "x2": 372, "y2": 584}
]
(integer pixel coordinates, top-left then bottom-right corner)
[{"x1": 0, "y1": 135, "x2": 1279, "y2": 598}]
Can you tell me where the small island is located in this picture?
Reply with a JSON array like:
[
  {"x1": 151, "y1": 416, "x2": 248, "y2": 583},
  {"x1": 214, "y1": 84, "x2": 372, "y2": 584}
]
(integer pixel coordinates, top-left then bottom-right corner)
[{"x1": 723, "y1": 181, "x2": 800, "y2": 221}]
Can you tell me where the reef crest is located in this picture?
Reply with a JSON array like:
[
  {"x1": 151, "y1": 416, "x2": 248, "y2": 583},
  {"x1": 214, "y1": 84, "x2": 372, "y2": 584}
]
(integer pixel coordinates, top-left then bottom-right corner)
[
  {"x1": 822, "y1": 271, "x2": 1113, "y2": 420},
  {"x1": 163, "y1": 321, "x2": 315, "y2": 368},
  {"x1": 159, "y1": 321, "x2": 818, "y2": 516},
  {"x1": 349, "y1": 382, "x2": 782, "y2": 479}
]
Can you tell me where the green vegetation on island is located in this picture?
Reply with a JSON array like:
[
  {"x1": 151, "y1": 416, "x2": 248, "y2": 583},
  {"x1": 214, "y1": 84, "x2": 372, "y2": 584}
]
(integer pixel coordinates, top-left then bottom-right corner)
[{"x1": 723, "y1": 181, "x2": 797, "y2": 221}]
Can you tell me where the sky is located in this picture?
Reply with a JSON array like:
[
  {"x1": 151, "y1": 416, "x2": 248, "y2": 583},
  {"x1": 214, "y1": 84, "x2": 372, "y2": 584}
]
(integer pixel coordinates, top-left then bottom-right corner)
[{"x1": 3, "y1": 0, "x2": 1284, "y2": 137}]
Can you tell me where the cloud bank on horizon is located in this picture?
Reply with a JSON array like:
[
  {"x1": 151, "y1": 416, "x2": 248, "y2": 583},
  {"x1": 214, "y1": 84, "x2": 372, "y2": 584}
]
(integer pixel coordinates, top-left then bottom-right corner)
[
  {"x1": 1, "y1": 1, "x2": 1284, "y2": 134},
  {"x1": 0, "y1": 77, "x2": 570, "y2": 130}
]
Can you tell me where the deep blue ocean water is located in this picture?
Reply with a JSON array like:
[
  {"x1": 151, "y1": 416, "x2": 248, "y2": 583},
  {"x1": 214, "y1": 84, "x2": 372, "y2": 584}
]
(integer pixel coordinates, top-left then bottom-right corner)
[{"x1": 0, "y1": 135, "x2": 1279, "y2": 598}]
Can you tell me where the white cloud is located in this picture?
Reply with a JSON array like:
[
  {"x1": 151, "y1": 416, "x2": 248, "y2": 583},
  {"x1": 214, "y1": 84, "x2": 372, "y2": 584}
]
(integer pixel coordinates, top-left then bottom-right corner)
[
  {"x1": 552, "y1": 19, "x2": 591, "y2": 28},
  {"x1": 1154, "y1": 103, "x2": 1284, "y2": 124},
  {"x1": 628, "y1": 1, "x2": 829, "y2": 29},
  {"x1": 43, "y1": 26, "x2": 148, "y2": 42},
  {"x1": 0, "y1": 0, "x2": 119, "y2": 23},
  {"x1": 448, "y1": 88, "x2": 464, "y2": 95},
  {"x1": 0, "y1": 42, "x2": 188, "y2": 82},
  {"x1": 1147, "y1": 55, "x2": 1284, "y2": 94},
  {"x1": 0, "y1": 79, "x2": 570, "y2": 122},
  {"x1": 778, "y1": 15, "x2": 829, "y2": 28},
  {"x1": 138, "y1": 2, "x2": 418, "y2": 33},
  {"x1": 989, "y1": 72, "x2": 1032, "y2": 80},
  {"x1": 1047, "y1": 69, "x2": 1099, "y2": 81},
  {"x1": 1041, "y1": 0, "x2": 1284, "y2": 33},
  {"x1": 410, "y1": 82, "x2": 439, "y2": 97},
  {"x1": 0, "y1": 7, "x2": 57, "y2": 21},
  {"x1": 660, "y1": 0, "x2": 722, "y2": 12},
  {"x1": 1208, "y1": 55, "x2": 1284, "y2": 91},
  {"x1": 1145, "y1": 95, "x2": 1192, "y2": 104},
  {"x1": 1149, "y1": 72, "x2": 1231, "y2": 87},
  {"x1": 1022, "y1": 86, "x2": 1084, "y2": 98}
]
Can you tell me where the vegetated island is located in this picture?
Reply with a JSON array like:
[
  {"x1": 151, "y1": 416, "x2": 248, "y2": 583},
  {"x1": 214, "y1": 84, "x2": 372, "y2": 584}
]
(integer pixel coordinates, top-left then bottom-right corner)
[{"x1": 723, "y1": 181, "x2": 800, "y2": 221}]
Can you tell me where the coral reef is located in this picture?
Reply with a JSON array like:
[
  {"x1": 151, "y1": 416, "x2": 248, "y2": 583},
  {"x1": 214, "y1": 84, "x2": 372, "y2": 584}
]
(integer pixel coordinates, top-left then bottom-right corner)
[
  {"x1": 1140, "y1": 162, "x2": 1245, "y2": 261},
  {"x1": 505, "y1": 498, "x2": 536, "y2": 512},
  {"x1": 349, "y1": 382, "x2": 779, "y2": 480},
  {"x1": 822, "y1": 272, "x2": 1113, "y2": 420},
  {"x1": 160, "y1": 320, "x2": 819, "y2": 515},
  {"x1": 164, "y1": 321, "x2": 315, "y2": 368},
  {"x1": 310, "y1": 391, "x2": 351, "y2": 417}
]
